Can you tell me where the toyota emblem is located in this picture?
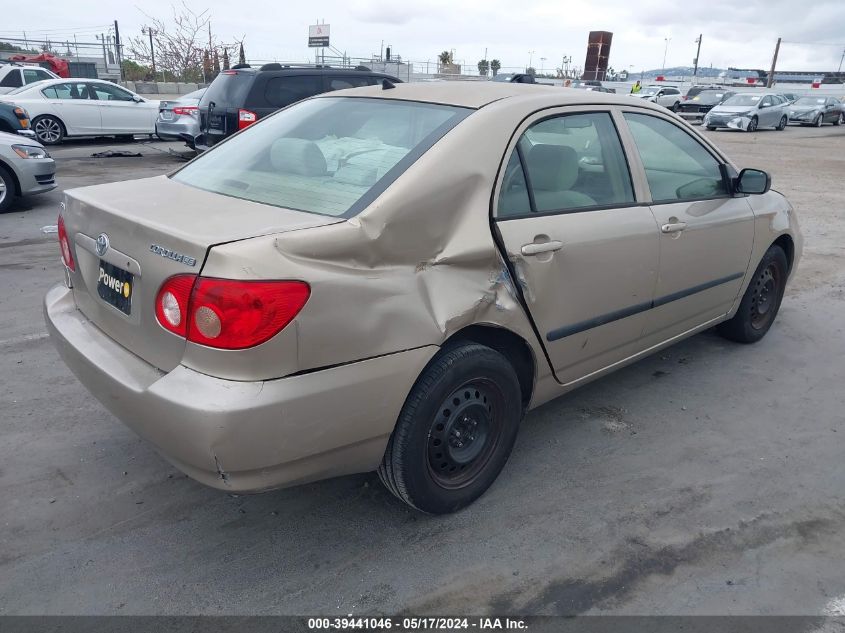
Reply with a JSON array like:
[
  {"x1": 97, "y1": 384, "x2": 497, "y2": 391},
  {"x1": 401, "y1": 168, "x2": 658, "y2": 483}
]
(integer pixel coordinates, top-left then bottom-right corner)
[{"x1": 96, "y1": 233, "x2": 110, "y2": 257}]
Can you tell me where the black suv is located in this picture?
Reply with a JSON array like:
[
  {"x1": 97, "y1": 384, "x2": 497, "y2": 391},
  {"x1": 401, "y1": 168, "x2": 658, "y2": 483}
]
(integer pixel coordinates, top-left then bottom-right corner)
[{"x1": 195, "y1": 64, "x2": 401, "y2": 152}]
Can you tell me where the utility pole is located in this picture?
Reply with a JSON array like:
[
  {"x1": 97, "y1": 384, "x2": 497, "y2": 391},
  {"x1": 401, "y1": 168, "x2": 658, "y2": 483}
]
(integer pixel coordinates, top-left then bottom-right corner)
[
  {"x1": 766, "y1": 37, "x2": 781, "y2": 88},
  {"x1": 142, "y1": 26, "x2": 157, "y2": 78},
  {"x1": 97, "y1": 34, "x2": 108, "y2": 71},
  {"x1": 662, "y1": 37, "x2": 671, "y2": 75},
  {"x1": 838, "y1": 47, "x2": 845, "y2": 73},
  {"x1": 113, "y1": 20, "x2": 124, "y2": 80},
  {"x1": 693, "y1": 34, "x2": 702, "y2": 83}
]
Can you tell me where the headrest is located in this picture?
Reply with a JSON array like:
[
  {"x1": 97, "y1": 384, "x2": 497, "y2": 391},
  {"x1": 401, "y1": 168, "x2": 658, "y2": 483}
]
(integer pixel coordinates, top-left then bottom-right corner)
[
  {"x1": 270, "y1": 138, "x2": 327, "y2": 176},
  {"x1": 526, "y1": 144, "x2": 579, "y2": 191}
]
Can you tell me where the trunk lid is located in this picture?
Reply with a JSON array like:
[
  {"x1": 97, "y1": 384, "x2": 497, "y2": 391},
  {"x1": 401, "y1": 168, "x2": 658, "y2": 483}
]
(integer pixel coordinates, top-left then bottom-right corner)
[{"x1": 62, "y1": 175, "x2": 343, "y2": 371}]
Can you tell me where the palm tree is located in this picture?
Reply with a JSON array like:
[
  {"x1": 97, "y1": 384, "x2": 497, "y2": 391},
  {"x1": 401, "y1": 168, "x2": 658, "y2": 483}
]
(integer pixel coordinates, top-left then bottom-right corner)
[
  {"x1": 477, "y1": 59, "x2": 489, "y2": 76},
  {"x1": 438, "y1": 50, "x2": 453, "y2": 65},
  {"x1": 490, "y1": 59, "x2": 501, "y2": 76}
]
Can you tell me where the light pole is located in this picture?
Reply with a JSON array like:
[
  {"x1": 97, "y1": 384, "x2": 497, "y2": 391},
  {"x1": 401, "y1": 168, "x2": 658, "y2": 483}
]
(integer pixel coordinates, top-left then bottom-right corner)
[
  {"x1": 142, "y1": 26, "x2": 157, "y2": 79},
  {"x1": 527, "y1": 50, "x2": 534, "y2": 71},
  {"x1": 662, "y1": 37, "x2": 671, "y2": 75},
  {"x1": 540, "y1": 57, "x2": 546, "y2": 75}
]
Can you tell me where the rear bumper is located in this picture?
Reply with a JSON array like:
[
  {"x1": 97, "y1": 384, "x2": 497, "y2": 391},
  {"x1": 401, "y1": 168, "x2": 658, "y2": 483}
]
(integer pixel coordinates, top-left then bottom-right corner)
[
  {"x1": 155, "y1": 119, "x2": 199, "y2": 143},
  {"x1": 45, "y1": 284, "x2": 437, "y2": 492}
]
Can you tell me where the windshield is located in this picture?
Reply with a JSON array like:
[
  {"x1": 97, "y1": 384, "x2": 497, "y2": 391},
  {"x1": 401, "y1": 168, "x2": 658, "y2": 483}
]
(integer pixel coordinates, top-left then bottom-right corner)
[
  {"x1": 173, "y1": 97, "x2": 470, "y2": 218},
  {"x1": 793, "y1": 97, "x2": 826, "y2": 106},
  {"x1": 721, "y1": 94, "x2": 762, "y2": 107},
  {"x1": 695, "y1": 91, "x2": 730, "y2": 105},
  {"x1": 492, "y1": 74, "x2": 514, "y2": 82},
  {"x1": 641, "y1": 87, "x2": 660, "y2": 96}
]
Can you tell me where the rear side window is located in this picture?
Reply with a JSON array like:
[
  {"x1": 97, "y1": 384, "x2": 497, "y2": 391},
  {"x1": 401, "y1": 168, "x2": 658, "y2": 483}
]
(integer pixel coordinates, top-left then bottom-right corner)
[
  {"x1": 264, "y1": 76, "x2": 324, "y2": 108},
  {"x1": 327, "y1": 76, "x2": 375, "y2": 91},
  {"x1": 0, "y1": 70, "x2": 22, "y2": 88},
  {"x1": 624, "y1": 113, "x2": 727, "y2": 202},
  {"x1": 200, "y1": 71, "x2": 253, "y2": 108},
  {"x1": 173, "y1": 97, "x2": 470, "y2": 217},
  {"x1": 498, "y1": 111, "x2": 634, "y2": 217},
  {"x1": 23, "y1": 69, "x2": 47, "y2": 84}
]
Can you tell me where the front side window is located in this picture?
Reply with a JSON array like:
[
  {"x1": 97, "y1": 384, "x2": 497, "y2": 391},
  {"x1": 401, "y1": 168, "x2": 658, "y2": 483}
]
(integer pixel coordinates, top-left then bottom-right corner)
[
  {"x1": 761, "y1": 96, "x2": 773, "y2": 107},
  {"x1": 91, "y1": 83, "x2": 135, "y2": 101},
  {"x1": 624, "y1": 113, "x2": 727, "y2": 203},
  {"x1": 264, "y1": 76, "x2": 324, "y2": 108},
  {"x1": 498, "y1": 111, "x2": 634, "y2": 217},
  {"x1": 173, "y1": 97, "x2": 470, "y2": 217}
]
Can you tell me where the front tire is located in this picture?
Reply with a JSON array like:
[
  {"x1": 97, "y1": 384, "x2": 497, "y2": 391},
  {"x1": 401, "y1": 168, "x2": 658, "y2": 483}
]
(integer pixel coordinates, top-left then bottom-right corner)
[
  {"x1": 706, "y1": 125, "x2": 717, "y2": 131},
  {"x1": 378, "y1": 343, "x2": 523, "y2": 514},
  {"x1": 32, "y1": 115, "x2": 65, "y2": 145},
  {"x1": 747, "y1": 116, "x2": 758, "y2": 132},
  {"x1": 0, "y1": 164, "x2": 15, "y2": 213},
  {"x1": 717, "y1": 245, "x2": 788, "y2": 344},
  {"x1": 815, "y1": 113, "x2": 824, "y2": 127}
]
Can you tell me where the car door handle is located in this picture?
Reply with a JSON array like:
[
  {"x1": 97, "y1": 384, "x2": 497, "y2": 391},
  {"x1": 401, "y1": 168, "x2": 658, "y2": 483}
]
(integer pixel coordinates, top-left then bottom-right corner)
[
  {"x1": 521, "y1": 241, "x2": 563, "y2": 256},
  {"x1": 661, "y1": 222, "x2": 687, "y2": 234}
]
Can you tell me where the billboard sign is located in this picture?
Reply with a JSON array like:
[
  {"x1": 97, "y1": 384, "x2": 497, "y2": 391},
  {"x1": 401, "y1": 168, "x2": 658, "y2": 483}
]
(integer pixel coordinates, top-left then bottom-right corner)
[{"x1": 308, "y1": 24, "x2": 330, "y2": 48}]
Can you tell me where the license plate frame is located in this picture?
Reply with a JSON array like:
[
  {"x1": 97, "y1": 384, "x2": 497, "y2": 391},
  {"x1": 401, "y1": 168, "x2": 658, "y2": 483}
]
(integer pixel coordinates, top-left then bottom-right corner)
[
  {"x1": 97, "y1": 260, "x2": 133, "y2": 315},
  {"x1": 160, "y1": 111, "x2": 173, "y2": 120}
]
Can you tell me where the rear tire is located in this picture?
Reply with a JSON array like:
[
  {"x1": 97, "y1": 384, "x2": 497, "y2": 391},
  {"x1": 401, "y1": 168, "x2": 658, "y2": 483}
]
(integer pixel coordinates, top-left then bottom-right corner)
[
  {"x1": 0, "y1": 164, "x2": 15, "y2": 213},
  {"x1": 835, "y1": 113, "x2": 843, "y2": 126},
  {"x1": 378, "y1": 343, "x2": 523, "y2": 514},
  {"x1": 717, "y1": 245, "x2": 788, "y2": 344},
  {"x1": 706, "y1": 126, "x2": 717, "y2": 131},
  {"x1": 671, "y1": 101, "x2": 680, "y2": 112},
  {"x1": 32, "y1": 115, "x2": 65, "y2": 145},
  {"x1": 777, "y1": 115, "x2": 788, "y2": 130}
]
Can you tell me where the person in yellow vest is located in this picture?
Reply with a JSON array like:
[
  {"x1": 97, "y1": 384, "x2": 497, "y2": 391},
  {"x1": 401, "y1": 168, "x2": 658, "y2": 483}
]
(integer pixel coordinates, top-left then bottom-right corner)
[{"x1": 630, "y1": 80, "x2": 642, "y2": 94}]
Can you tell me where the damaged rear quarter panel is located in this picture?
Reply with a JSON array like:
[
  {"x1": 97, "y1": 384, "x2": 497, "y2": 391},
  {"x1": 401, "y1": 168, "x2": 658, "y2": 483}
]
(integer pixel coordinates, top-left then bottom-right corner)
[{"x1": 184, "y1": 103, "x2": 547, "y2": 383}]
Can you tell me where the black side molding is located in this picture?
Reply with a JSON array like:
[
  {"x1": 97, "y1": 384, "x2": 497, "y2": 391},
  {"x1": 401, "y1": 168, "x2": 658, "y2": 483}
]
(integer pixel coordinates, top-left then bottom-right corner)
[{"x1": 546, "y1": 272, "x2": 744, "y2": 342}]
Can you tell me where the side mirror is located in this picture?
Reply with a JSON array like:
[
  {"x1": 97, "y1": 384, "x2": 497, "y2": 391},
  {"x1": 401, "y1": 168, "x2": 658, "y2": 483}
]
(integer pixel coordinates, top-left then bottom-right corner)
[
  {"x1": 132, "y1": 96, "x2": 143, "y2": 103},
  {"x1": 735, "y1": 168, "x2": 771, "y2": 195}
]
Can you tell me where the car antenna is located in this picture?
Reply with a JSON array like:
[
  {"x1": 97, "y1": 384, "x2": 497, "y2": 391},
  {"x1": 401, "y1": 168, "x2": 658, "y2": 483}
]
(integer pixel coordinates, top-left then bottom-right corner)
[{"x1": 382, "y1": 78, "x2": 395, "y2": 90}]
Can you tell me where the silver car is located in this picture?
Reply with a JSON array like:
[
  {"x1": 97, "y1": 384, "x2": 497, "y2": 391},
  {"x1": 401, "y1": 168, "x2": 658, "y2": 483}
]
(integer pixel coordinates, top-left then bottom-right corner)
[
  {"x1": 0, "y1": 130, "x2": 56, "y2": 213},
  {"x1": 155, "y1": 89, "x2": 205, "y2": 148},
  {"x1": 787, "y1": 96, "x2": 844, "y2": 127},
  {"x1": 704, "y1": 92, "x2": 790, "y2": 132}
]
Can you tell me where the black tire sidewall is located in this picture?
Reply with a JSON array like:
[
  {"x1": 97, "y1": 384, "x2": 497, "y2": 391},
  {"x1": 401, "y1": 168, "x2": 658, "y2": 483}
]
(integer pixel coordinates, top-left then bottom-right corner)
[
  {"x1": 728, "y1": 246, "x2": 788, "y2": 343},
  {"x1": 33, "y1": 116, "x2": 64, "y2": 145},
  {"x1": 392, "y1": 345, "x2": 522, "y2": 514},
  {"x1": 0, "y1": 165, "x2": 15, "y2": 213}
]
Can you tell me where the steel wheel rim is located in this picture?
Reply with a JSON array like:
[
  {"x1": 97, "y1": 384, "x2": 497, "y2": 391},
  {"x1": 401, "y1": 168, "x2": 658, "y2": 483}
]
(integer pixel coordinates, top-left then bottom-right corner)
[
  {"x1": 748, "y1": 118, "x2": 757, "y2": 132},
  {"x1": 426, "y1": 379, "x2": 504, "y2": 489},
  {"x1": 35, "y1": 118, "x2": 60, "y2": 143},
  {"x1": 0, "y1": 177, "x2": 6, "y2": 204},
  {"x1": 816, "y1": 115, "x2": 823, "y2": 127},
  {"x1": 750, "y1": 263, "x2": 780, "y2": 330}
]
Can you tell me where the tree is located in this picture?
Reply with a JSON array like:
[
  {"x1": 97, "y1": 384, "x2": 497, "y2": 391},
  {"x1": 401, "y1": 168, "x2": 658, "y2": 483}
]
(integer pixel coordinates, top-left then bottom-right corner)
[
  {"x1": 238, "y1": 42, "x2": 246, "y2": 65},
  {"x1": 490, "y1": 59, "x2": 501, "y2": 76},
  {"x1": 438, "y1": 50, "x2": 453, "y2": 65},
  {"x1": 222, "y1": 49, "x2": 230, "y2": 70},
  {"x1": 127, "y1": 2, "x2": 239, "y2": 82},
  {"x1": 202, "y1": 49, "x2": 212, "y2": 81},
  {"x1": 121, "y1": 59, "x2": 151, "y2": 81},
  {"x1": 213, "y1": 49, "x2": 220, "y2": 76},
  {"x1": 526, "y1": 66, "x2": 536, "y2": 76},
  {"x1": 0, "y1": 42, "x2": 37, "y2": 54},
  {"x1": 477, "y1": 59, "x2": 489, "y2": 76}
]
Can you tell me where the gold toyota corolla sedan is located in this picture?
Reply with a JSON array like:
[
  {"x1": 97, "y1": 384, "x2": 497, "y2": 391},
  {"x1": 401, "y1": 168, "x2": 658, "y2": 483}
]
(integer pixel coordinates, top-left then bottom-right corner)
[{"x1": 45, "y1": 82, "x2": 802, "y2": 514}]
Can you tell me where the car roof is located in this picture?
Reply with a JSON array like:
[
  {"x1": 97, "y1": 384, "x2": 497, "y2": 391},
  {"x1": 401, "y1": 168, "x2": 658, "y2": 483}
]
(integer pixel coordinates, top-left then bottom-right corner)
[{"x1": 313, "y1": 80, "x2": 643, "y2": 110}]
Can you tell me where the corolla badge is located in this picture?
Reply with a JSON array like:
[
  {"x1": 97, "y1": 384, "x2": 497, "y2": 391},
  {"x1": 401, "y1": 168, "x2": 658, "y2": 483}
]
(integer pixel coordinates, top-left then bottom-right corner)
[
  {"x1": 95, "y1": 233, "x2": 110, "y2": 257},
  {"x1": 149, "y1": 243, "x2": 197, "y2": 267}
]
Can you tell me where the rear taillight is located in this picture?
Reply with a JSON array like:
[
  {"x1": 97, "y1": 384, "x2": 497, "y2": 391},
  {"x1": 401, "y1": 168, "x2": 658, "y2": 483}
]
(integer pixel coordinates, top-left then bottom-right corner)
[
  {"x1": 238, "y1": 109, "x2": 257, "y2": 130},
  {"x1": 57, "y1": 213, "x2": 75, "y2": 271},
  {"x1": 172, "y1": 106, "x2": 198, "y2": 116},
  {"x1": 155, "y1": 274, "x2": 195, "y2": 338},
  {"x1": 155, "y1": 276, "x2": 310, "y2": 350}
]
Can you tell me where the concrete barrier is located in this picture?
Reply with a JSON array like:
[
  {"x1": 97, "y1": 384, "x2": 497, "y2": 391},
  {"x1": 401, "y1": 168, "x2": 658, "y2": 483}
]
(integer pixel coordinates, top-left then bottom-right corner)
[{"x1": 121, "y1": 81, "x2": 208, "y2": 95}]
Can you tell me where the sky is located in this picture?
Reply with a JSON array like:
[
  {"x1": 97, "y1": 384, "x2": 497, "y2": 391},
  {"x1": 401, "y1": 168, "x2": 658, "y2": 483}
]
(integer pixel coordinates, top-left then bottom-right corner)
[{"x1": 3, "y1": 0, "x2": 845, "y2": 74}]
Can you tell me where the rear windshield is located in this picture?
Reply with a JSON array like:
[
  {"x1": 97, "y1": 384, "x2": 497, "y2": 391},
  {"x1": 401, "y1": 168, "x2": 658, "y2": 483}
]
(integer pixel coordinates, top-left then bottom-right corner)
[
  {"x1": 172, "y1": 97, "x2": 471, "y2": 218},
  {"x1": 199, "y1": 71, "x2": 252, "y2": 107}
]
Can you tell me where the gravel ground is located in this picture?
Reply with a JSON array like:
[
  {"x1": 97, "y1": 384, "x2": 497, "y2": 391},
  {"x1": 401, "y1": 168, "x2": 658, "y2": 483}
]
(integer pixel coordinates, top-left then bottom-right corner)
[{"x1": 0, "y1": 126, "x2": 843, "y2": 616}]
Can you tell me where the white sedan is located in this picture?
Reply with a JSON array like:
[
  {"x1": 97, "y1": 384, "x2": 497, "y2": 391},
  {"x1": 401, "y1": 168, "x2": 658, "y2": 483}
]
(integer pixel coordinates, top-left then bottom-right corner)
[{"x1": 0, "y1": 79, "x2": 159, "y2": 145}]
